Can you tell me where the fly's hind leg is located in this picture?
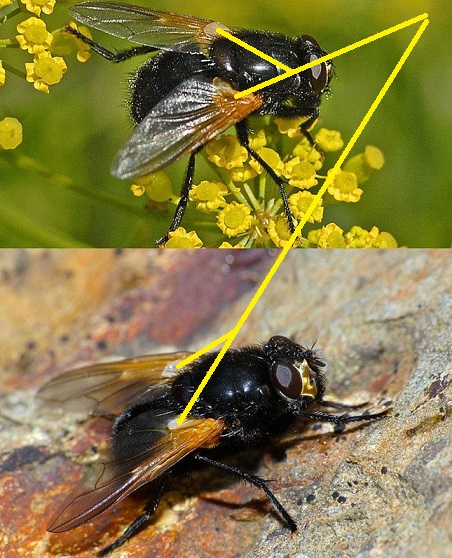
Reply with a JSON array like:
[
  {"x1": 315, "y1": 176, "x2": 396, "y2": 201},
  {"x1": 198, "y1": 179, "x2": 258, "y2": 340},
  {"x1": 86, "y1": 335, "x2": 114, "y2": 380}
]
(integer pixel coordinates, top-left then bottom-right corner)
[
  {"x1": 97, "y1": 475, "x2": 169, "y2": 557},
  {"x1": 194, "y1": 453, "x2": 298, "y2": 532}
]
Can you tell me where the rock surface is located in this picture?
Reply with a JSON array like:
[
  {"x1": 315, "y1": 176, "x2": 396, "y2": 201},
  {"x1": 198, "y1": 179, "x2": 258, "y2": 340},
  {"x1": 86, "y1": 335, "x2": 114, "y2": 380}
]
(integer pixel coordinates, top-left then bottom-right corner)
[{"x1": 0, "y1": 249, "x2": 450, "y2": 558}]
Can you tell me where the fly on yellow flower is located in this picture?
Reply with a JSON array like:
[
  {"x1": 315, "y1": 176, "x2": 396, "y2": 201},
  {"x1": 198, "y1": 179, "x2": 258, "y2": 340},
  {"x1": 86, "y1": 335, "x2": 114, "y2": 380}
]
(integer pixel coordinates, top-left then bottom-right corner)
[{"x1": 133, "y1": 117, "x2": 390, "y2": 248}]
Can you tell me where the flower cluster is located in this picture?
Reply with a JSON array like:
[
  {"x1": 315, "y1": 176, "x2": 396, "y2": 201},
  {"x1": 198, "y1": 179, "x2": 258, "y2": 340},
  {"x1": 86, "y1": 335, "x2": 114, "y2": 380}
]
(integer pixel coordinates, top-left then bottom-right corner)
[
  {"x1": 1, "y1": 0, "x2": 91, "y2": 91},
  {"x1": 1, "y1": 1, "x2": 92, "y2": 152},
  {"x1": 132, "y1": 118, "x2": 395, "y2": 248}
]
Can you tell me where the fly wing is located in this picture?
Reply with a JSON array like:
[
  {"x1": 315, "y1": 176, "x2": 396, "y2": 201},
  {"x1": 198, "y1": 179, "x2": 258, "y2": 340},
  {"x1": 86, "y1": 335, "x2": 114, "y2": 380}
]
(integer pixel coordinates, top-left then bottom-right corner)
[
  {"x1": 47, "y1": 413, "x2": 226, "y2": 532},
  {"x1": 69, "y1": 2, "x2": 230, "y2": 52},
  {"x1": 38, "y1": 352, "x2": 191, "y2": 416},
  {"x1": 112, "y1": 76, "x2": 263, "y2": 179}
]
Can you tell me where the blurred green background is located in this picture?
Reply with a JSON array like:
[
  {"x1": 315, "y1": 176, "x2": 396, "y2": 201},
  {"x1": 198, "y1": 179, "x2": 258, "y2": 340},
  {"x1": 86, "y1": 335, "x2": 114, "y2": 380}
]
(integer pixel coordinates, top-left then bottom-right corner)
[{"x1": 0, "y1": 0, "x2": 450, "y2": 246}]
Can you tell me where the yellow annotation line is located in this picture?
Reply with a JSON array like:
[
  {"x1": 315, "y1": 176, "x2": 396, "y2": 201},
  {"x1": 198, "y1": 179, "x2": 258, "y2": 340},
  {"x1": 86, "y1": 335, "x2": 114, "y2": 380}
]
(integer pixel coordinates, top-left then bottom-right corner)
[
  {"x1": 176, "y1": 15, "x2": 429, "y2": 426},
  {"x1": 215, "y1": 13, "x2": 428, "y2": 99},
  {"x1": 215, "y1": 29, "x2": 293, "y2": 72},
  {"x1": 180, "y1": 330, "x2": 233, "y2": 364}
]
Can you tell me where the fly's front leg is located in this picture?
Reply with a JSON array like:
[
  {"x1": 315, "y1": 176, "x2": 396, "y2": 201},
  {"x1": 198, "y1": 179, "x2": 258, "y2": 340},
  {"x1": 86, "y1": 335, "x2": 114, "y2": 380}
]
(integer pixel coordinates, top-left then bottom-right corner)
[
  {"x1": 299, "y1": 408, "x2": 390, "y2": 434},
  {"x1": 299, "y1": 112, "x2": 319, "y2": 146},
  {"x1": 64, "y1": 24, "x2": 158, "y2": 62}
]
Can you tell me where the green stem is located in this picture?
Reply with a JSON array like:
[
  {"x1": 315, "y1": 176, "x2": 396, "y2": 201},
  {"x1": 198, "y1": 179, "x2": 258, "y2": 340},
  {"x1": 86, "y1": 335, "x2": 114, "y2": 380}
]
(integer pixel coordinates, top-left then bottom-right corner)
[
  {"x1": 258, "y1": 173, "x2": 266, "y2": 201},
  {"x1": 270, "y1": 198, "x2": 283, "y2": 216},
  {"x1": 0, "y1": 5, "x2": 22, "y2": 21},
  {"x1": 0, "y1": 203, "x2": 91, "y2": 247},
  {"x1": 1, "y1": 60, "x2": 26, "y2": 80},
  {"x1": 241, "y1": 182, "x2": 260, "y2": 212},
  {"x1": 1, "y1": 150, "x2": 145, "y2": 217}
]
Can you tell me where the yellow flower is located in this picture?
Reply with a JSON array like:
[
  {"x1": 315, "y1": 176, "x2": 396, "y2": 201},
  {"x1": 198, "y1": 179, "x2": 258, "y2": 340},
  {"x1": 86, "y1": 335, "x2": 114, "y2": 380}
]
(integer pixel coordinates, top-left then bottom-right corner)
[
  {"x1": 218, "y1": 241, "x2": 243, "y2": 248},
  {"x1": 284, "y1": 157, "x2": 318, "y2": 189},
  {"x1": 344, "y1": 225, "x2": 371, "y2": 247},
  {"x1": 249, "y1": 147, "x2": 285, "y2": 176},
  {"x1": 343, "y1": 146, "x2": 385, "y2": 183},
  {"x1": 292, "y1": 139, "x2": 323, "y2": 170},
  {"x1": 314, "y1": 223, "x2": 346, "y2": 248},
  {"x1": 274, "y1": 116, "x2": 305, "y2": 138},
  {"x1": 0, "y1": 61, "x2": 5, "y2": 86},
  {"x1": 307, "y1": 228, "x2": 321, "y2": 245},
  {"x1": 0, "y1": 0, "x2": 13, "y2": 7},
  {"x1": 345, "y1": 226, "x2": 397, "y2": 248},
  {"x1": 205, "y1": 135, "x2": 248, "y2": 169},
  {"x1": 51, "y1": 24, "x2": 92, "y2": 63},
  {"x1": 130, "y1": 171, "x2": 172, "y2": 201},
  {"x1": 248, "y1": 129, "x2": 268, "y2": 150},
  {"x1": 131, "y1": 184, "x2": 146, "y2": 196},
  {"x1": 16, "y1": 17, "x2": 53, "y2": 54},
  {"x1": 228, "y1": 165, "x2": 257, "y2": 183},
  {"x1": 217, "y1": 202, "x2": 253, "y2": 237},
  {"x1": 25, "y1": 50, "x2": 67, "y2": 93},
  {"x1": 190, "y1": 180, "x2": 228, "y2": 211},
  {"x1": 20, "y1": 0, "x2": 55, "y2": 16},
  {"x1": 267, "y1": 215, "x2": 299, "y2": 248},
  {"x1": 289, "y1": 191, "x2": 323, "y2": 223},
  {"x1": 327, "y1": 170, "x2": 363, "y2": 202},
  {"x1": 364, "y1": 145, "x2": 385, "y2": 170},
  {"x1": 165, "y1": 228, "x2": 203, "y2": 248},
  {"x1": 373, "y1": 230, "x2": 397, "y2": 248},
  {"x1": 315, "y1": 128, "x2": 344, "y2": 152},
  {"x1": 0, "y1": 117, "x2": 23, "y2": 150}
]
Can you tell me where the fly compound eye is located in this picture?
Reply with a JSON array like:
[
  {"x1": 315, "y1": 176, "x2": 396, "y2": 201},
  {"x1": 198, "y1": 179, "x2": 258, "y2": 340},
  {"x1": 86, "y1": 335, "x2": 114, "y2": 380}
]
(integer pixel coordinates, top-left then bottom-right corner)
[
  {"x1": 271, "y1": 361, "x2": 302, "y2": 399},
  {"x1": 300, "y1": 34, "x2": 321, "y2": 49},
  {"x1": 309, "y1": 55, "x2": 328, "y2": 94}
]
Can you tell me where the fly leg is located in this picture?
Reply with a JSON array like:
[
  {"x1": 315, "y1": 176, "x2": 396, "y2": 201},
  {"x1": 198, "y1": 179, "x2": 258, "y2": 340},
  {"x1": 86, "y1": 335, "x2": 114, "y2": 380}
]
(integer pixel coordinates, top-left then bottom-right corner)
[
  {"x1": 155, "y1": 151, "x2": 198, "y2": 247},
  {"x1": 194, "y1": 453, "x2": 298, "y2": 532},
  {"x1": 235, "y1": 119, "x2": 296, "y2": 235},
  {"x1": 298, "y1": 408, "x2": 390, "y2": 433},
  {"x1": 64, "y1": 25, "x2": 158, "y2": 62},
  {"x1": 317, "y1": 399, "x2": 369, "y2": 411},
  {"x1": 97, "y1": 474, "x2": 169, "y2": 557}
]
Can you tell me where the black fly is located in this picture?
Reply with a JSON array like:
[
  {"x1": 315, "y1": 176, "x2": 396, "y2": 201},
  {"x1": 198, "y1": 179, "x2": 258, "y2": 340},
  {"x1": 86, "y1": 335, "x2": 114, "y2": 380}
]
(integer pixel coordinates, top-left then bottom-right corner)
[
  {"x1": 65, "y1": 2, "x2": 333, "y2": 245},
  {"x1": 39, "y1": 335, "x2": 388, "y2": 556}
]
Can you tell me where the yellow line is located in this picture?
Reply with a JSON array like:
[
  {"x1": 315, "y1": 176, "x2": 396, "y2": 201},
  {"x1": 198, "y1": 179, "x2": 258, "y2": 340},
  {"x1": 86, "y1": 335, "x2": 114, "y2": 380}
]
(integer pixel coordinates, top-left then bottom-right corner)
[
  {"x1": 176, "y1": 16, "x2": 429, "y2": 426},
  {"x1": 215, "y1": 28, "x2": 292, "y2": 72},
  {"x1": 281, "y1": 18, "x2": 430, "y2": 239},
  {"x1": 177, "y1": 331, "x2": 237, "y2": 424},
  {"x1": 176, "y1": 330, "x2": 232, "y2": 368},
  {"x1": 214, "y1": 12, "x2": 428, "y2": 99}
]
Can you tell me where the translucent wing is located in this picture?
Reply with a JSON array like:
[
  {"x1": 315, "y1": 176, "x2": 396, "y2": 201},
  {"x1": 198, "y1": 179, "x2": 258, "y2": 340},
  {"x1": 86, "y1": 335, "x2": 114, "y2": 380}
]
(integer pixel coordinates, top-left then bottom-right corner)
[
  {"x1": 47, "y1": 414, "x2": 226, "y2": 532},
  {"x1": 112, "y1": 76, "x2": 263, "y2": 179},
  {"x1": 38, "y1": 352, "x2": 191, "y2": 416},
  {"x1": 69, "y1": 1, "x2": 230, "y2": 52}
]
